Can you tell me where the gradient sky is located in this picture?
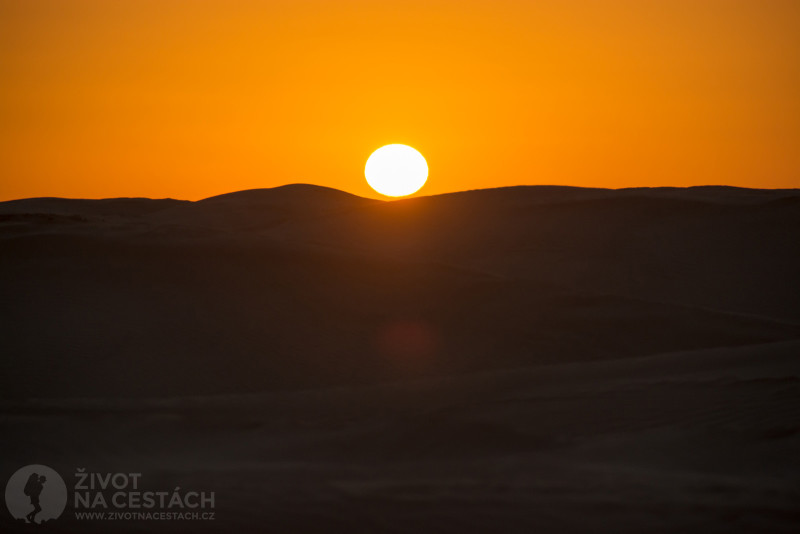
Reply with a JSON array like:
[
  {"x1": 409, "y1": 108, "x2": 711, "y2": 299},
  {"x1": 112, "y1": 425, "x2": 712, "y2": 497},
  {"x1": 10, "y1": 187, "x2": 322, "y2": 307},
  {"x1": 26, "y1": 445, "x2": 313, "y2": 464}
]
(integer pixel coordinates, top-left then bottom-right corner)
[{"x1": 1, "y1": 0, "x2": 798, "y2": 201}]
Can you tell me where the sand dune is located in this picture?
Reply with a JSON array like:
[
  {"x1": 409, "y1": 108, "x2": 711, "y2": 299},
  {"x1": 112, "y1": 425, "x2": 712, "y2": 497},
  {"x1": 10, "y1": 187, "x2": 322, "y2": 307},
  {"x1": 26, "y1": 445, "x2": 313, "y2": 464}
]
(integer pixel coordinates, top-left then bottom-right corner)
[
  {"x1": 2, "y1": 340, "x2": 798, "y2": 533},
  {"x1": 1, "y1": 185, "x2": 798, "y2": 398},
  {"x1": 1, "y1": 185, "x2": 799, "y2": 532}
]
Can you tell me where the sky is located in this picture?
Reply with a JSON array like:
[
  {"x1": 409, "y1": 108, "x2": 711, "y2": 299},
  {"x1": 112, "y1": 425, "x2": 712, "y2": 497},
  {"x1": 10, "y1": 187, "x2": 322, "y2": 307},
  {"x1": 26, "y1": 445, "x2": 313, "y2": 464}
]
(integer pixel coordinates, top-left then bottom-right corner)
[{"x1": 1, "y1": 0, "x2": 799, "y2": 201}]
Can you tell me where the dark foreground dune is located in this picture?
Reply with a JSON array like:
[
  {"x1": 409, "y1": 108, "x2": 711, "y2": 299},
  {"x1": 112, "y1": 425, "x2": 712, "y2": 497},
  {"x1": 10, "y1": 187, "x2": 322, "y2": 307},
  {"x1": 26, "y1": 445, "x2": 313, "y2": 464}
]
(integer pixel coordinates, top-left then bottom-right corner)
[{"x1": 1, "y1": 184, "x2": 799, "y2": 532}]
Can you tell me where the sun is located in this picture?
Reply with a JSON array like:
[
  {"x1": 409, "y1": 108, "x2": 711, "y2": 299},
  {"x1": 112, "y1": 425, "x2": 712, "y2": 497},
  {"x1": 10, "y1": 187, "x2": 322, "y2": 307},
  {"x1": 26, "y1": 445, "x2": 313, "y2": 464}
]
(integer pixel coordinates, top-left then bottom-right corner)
[{"x1": 365, "y1": 144, "x2": 428, "y2": 197}]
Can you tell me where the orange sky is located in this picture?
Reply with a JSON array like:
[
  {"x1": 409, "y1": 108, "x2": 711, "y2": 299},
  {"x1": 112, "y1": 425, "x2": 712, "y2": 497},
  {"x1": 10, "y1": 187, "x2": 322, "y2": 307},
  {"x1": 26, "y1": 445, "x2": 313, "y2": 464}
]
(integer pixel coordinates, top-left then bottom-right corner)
[{"x1": 1, "y1": 0, "x2": 799, "y2": 201}]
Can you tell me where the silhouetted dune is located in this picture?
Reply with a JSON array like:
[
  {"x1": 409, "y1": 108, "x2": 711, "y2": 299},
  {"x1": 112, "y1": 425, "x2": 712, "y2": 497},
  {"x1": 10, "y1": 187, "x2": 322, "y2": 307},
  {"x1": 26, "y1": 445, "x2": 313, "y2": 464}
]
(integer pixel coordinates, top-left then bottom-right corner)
[
  {"x1": 1, "y1": 184, "x2": 799, "y2": 399},
  {"x1": 199, "y1": 183, "x2": 373, "y2": 207},
  {"x1": 276, "y1": 187, "x2": 800, "y2": 321},
  {"x1": 0, "y1": 197, "x2": 187, "y2": 218},
  {"x1": 151, "y1": 184, "x2": 378, "y2": 231},
  {"x1": 1, "y1": 184, "x2": 800, "y2": 532}
]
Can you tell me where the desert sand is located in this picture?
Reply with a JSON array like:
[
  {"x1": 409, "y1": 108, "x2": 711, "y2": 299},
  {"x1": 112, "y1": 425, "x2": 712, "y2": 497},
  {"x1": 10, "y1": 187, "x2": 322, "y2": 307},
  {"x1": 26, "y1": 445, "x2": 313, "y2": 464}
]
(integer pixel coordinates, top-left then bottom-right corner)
[{"x1": 1, "y1": 185, "x2": 799, "y2": 532}]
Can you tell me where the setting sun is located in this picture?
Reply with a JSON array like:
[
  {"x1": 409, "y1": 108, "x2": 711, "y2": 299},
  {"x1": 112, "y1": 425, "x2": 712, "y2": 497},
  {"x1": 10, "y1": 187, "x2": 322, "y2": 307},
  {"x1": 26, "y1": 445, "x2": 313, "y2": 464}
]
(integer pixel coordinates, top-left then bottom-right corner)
[{"x1": 365, "y1": 144, "x2": 428, "y2": 197}]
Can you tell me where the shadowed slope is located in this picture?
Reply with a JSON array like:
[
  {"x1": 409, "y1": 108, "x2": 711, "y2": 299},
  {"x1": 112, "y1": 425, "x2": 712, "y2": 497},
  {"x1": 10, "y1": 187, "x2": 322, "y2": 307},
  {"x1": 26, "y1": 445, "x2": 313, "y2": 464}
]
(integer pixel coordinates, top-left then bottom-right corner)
[
  {"x1": 274, "y1": 187, "x2": 800, "y2": 321},
  {"x1": 0, "y1": 197, "x2": 187, "y2": 218},
  {"x1": 2, "y1": 184, "x2": 799, "y2": 534},
  {"x1": 0, "y1": 185, "x2": 798, "y2": 398}
]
